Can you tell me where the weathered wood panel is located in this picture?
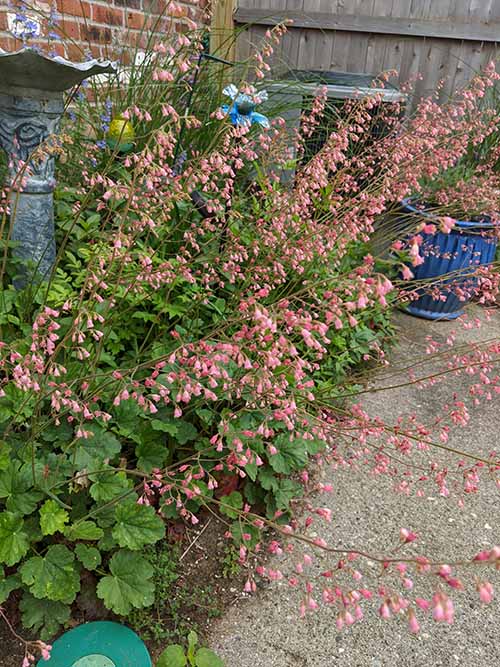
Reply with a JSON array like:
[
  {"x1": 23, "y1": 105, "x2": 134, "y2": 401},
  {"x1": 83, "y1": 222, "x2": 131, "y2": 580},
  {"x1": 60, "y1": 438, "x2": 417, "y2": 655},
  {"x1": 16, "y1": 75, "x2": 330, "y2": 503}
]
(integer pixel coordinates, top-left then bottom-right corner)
[
  {"x1": 234, "y1": 7, "x2": 500, "y2": 41},
  {"x1": 234, "y1": 0, "x2": 500, "y2": 108}
]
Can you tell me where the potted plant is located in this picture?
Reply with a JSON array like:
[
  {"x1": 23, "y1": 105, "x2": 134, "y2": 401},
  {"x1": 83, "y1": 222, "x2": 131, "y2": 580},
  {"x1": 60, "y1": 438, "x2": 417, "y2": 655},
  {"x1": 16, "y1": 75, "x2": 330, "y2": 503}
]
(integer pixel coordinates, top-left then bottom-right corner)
[{"x1": 399, "y1": 163, "x2": 499, "y2": 320}]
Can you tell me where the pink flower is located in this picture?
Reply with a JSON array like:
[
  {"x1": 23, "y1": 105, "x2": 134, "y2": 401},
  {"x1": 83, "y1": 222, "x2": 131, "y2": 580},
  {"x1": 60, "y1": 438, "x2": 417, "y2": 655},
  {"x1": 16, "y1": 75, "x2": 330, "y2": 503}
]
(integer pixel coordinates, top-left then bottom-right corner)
[
  {"x1": 379, "y1": 602, "x2": 391, "y2": 619},
  {"x1": 408, "y1": 610, "x2": 420, "y2": 634},
  {"x1": 401, "y1": 265, "x2": 414, "y2": 280},
  {"x1": 478, "y1": 581, "x2": 494, "y2": 603},
  {"x1": 400, "y1": 528, "x2": 417, "y2": 543},
  {"x1": 439, "y1": 216, "x2": 455, "y2": 234}
]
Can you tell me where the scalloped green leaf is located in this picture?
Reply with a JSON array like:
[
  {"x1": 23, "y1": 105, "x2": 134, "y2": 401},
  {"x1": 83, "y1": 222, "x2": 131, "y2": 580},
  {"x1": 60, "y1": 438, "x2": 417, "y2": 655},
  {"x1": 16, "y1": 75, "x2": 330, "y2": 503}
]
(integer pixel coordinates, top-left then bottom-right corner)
[
  {"x1": 39, "y1": 500, "x2": 69, "y2": 536},
  {"x1": 0, "y1": 462, "x2": 43, "y2": 515},
  {"x1": 20, "y1": 592, "x2": 70, "y2": 641},
  {"x1": 157, "y1": 645, "x2": 187, "y2": 667},
  {"x1": 0, "y1": 573, "x2": 21, "y2": 604},
  {"x1": 64, "y1": 520, "x2": 104, "y2": 542},
  {"x1": 0, "y1": 512, "x2": 30, "y2": 566},
  {"x1": 96, "y1": 550, "x2": 154, "y2": 616},
  {"x1": 0, "y1": 441, "x2": 11, "y2": 471},
  {"x1": 196, "y1": 648, "x2": 225, "y2": 667},
  {"x1": 175, "y1": 421, "x2": 198, "y2": 445},
  {"x1": 136, "y1": 439, "x2": 168, "y2": 473},
  {"x1": 219, "y1": 491, "x2": 243, "y2": 519},
  {"x1": 20, "y1": 544, "x2": 80, "y2": 604},
  {"x1": 89, "y1": 468, "x2": 133, "y2": 503},
  {"x1": 75, "y1": 544, "x2": 101, "y2": 571},
  {"x1": 74, "y1": 424, "x2": 121, "y2": 469},
  {"x1": 151, "y1": 419, "x2": 178, "y2": 435},
  {"x1": 268, "y1": 436, "x2": 308, "y2": 475},
  {"x1": 112, "y1": 501, "x2": 165, "y2": 551}
]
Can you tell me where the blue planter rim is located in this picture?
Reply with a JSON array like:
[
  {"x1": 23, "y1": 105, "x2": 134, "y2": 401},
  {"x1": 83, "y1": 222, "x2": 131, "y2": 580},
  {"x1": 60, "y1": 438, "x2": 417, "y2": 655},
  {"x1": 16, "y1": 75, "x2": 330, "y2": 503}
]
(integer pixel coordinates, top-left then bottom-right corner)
[{"x1": 401, "y1": 198, "x2": 498, "y2": 230}]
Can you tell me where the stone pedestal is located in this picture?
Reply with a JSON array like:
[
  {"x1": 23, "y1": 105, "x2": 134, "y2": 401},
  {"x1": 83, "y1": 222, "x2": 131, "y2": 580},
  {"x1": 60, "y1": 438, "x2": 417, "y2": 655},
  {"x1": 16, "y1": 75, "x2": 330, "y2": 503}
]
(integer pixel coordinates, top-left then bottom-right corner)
[
  {"x1": 0, "y1": 90, "x2": 63, "y2": 285},
  {"x1": 0, "y1": 48, "x2": 116, "y2": 287}
]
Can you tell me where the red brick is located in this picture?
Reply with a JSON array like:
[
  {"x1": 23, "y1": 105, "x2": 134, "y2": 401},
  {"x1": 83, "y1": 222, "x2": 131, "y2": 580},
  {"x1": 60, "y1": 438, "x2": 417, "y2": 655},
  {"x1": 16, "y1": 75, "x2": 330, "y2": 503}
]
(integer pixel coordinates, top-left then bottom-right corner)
[
  {"x1": 92, "y1": 5, "x2": 124, "y2": 27},
  {"x1": 114, "y1": 0, "x2": 142, "y2": 9},
  {"x1": 83, "y1": 41, "x2": 104, "y2": 58},
  {"x1": 58, "y1": 18, "x2": 81, "y2": 41},
  {"x1": 143, "y1": 0, "x2": 167, "y2": 14},
  {"x1": 51, "y1": 41, "x2": 67, "y2": 57},
  {"x1": 127, "y1": 30, "x2": 149, "y2": 49},
  {"x1": 0, "y1": 34, "x2": 19, "y2": 52},
  {"x1": 57, "y1": 0, "x2": 91, "y2": 20},
  {"x1": 0, "y1": 14, "x2": 9, "y2": 33},
  {"x1": 125, "y1": 11, "x2": 146, "y2": 30},
  {"x1": 80, "y1": 23, "x2": 112, "y2": 43},
  {"x1": 65, "y1": 41, "x2": 88, "y2": 60}
]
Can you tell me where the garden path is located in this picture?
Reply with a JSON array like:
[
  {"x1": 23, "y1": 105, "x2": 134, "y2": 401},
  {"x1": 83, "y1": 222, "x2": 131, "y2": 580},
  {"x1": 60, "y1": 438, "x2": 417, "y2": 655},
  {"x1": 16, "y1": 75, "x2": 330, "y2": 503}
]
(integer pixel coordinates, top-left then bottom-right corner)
[{"x1": 208, "y1": 306, "x2": 500, "y2": 667}]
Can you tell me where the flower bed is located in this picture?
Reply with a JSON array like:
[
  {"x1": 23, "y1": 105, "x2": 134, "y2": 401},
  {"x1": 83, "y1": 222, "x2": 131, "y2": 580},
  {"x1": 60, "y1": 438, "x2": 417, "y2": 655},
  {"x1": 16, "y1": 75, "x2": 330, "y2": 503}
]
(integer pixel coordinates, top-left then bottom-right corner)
[{"x1": 0, "y1": 13, "x2": 500, "y2": 666}]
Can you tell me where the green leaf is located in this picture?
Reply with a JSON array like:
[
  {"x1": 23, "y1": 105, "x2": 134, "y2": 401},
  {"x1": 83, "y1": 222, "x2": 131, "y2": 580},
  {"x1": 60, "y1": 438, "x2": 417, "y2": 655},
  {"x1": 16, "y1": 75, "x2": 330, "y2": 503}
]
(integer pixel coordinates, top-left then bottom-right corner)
[
  {"x1": 244, "y1": 462, "x2": 258, "y2": 482},
  {"x1": 257, "y1": 467, "x2": 279, "y2": 492},
  {"x1": 96, "y1": 550, "x2": 154, "y2": 616},
  {"x1": 157, "y1": 645, "x2": 187, "y2": 667},
  {"x1": 89, "y1": 469, "x2": 133, "y2": 503},
  {"x1": 195, "y1": 409, "x2": 215, "y2": 425},
  {"x1": 271, "y1": 479, "x2": 302, "y2": 512},
  {"x1": 268, "y1": 436, "x2": 308, "y2": 475},
  {"x1": 64, "y1": 520, "x2": 104, "y2": 542},
  {"x1": 230, "y1": 522, "x2": 260, "y2": 549},
  {"x1": 0, "y1": 574, "x2": 21, "y2": 604},
  {"x1": 112, "y1": 501, "x2": 165, "y2": 551},
  {"x1": 0, "y1": 441, "x2": 12, "y2": 471},
  {"x1": 136, "y1": 440, "x2": 168, "y2": 473},
  {"x1": 175, "y1": 421, "x2": 198, "y2": 445},
  {"x1": 151, "y1": 419, "x2": 178, "y2": 435},
  {"x1": 20, "y1": 592, "x2": 70, "y2": 641},
  {"x1": 219, "y1": 491, "x2": 243, "y2": 520},
  {"x1": 113, "y1": 399, "x2": 142, "y2": 441},
  {"x1": 196, "y1": 648, "x2": 225, "y2": 667},
  {"x1": 74, "y1": 425, "x2": 121, "y2": 469},
  {"x1": 304, "y1": 438, "x2": 325, "y2": 456},
  {"x1": 75, "y1": 544, "x2": 101, "y2": 571},
  {"x1": 188, "y1": 630, "x2": 198, "y2": 663},
  {"x1": 0, "y1": 462, "x2": 43, "y2": 515},
  {"x1": 20, "y1": 544, "x2": 80, "y2": 604},
  {"x1": 0, "y1": 404, "x2": 11, "y2": 424},
  {"x1": 39, "y1": 499, "x2": 69, "y2": 535},
  {"x1": 97, "y1": 531, "x2": 118, "y2": 552},
  {"x1": 40, "y1": 421, "x2": 73, "y2": 445},
  {"x1": 0, "y1": 512, "x2": 30, "y2": 566}
]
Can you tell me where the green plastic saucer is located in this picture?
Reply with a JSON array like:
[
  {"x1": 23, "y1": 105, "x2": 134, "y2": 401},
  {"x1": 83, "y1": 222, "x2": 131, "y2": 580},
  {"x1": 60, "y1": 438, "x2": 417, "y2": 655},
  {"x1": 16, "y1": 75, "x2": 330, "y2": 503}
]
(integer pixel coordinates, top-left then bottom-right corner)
[{"x1": 37, "y1": 621, "x2": 152, "y2": 667}]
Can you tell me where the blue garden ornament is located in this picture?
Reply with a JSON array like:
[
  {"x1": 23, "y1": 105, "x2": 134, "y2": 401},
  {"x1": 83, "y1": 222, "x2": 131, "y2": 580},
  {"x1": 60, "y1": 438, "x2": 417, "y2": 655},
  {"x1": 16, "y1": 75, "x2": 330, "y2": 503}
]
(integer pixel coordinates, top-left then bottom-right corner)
[{"x1": 221, "y1": 84, "x2": 270, "y2": 128}]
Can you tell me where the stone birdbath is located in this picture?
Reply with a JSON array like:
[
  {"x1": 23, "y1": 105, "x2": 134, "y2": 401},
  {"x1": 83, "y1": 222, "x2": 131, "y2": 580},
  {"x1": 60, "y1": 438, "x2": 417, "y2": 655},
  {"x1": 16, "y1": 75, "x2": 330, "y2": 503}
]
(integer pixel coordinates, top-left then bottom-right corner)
[{"x1": 0, "y1": 47, "x2": 116, "y2": 286}]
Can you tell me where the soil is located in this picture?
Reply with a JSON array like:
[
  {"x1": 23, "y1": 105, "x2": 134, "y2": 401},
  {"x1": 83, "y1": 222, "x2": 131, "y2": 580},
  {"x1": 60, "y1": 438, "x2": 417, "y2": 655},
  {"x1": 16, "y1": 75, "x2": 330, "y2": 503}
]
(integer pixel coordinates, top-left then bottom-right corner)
[
  {"x1": 148, "y1": 513, "x2": 248, "y2": 662},
  {"x1": 0, "y1": 513, "x2": 247, "y2": 667},
  {"x1": 0, "y1": 591, "x2": 29, "y2": 667}
]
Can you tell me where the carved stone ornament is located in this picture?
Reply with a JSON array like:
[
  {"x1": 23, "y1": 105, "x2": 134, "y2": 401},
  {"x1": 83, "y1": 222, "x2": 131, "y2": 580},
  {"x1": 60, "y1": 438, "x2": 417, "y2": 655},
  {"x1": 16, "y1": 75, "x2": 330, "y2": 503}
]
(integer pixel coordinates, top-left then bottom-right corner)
[{"x1": 0, "y1": 48, "x2": 117, "y2": 286}]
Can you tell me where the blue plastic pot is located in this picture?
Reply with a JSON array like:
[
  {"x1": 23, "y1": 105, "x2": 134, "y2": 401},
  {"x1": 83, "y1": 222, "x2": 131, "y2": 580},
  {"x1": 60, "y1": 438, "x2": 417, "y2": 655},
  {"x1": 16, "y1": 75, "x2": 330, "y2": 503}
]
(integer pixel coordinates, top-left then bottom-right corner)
[{"x1": 401, "y1": 200, "x2": 498, "y2": 320}]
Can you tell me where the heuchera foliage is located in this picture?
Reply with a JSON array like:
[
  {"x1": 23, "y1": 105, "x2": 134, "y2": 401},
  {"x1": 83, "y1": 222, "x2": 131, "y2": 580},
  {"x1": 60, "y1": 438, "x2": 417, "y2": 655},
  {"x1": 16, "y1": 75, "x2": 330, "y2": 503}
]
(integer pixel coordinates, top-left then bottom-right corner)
[{"x1": 0, "y1": 6, "x2": 500, "y2": 664}]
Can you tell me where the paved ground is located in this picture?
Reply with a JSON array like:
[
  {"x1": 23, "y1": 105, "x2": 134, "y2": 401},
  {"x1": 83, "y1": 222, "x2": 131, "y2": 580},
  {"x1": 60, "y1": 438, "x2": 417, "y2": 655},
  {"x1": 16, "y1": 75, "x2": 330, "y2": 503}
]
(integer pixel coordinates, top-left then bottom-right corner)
[{"x1": 208, "y1": 307, "x2": 500, "y2": 667}]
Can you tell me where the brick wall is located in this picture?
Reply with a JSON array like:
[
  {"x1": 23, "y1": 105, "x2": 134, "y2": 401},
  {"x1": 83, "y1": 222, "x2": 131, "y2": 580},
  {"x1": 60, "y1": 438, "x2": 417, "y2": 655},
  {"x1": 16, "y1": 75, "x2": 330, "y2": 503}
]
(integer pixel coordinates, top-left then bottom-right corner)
[{"x1": 0, "y1": 1, "x2": 209, "y2": 62}]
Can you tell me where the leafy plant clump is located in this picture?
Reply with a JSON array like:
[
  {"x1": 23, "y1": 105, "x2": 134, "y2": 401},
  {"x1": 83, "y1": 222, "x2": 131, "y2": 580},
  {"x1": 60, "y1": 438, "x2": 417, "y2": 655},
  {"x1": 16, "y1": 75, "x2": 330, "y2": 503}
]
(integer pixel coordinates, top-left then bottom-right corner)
[{"x1": 157, "y1": 630, "x2": 224, "y2": 667}]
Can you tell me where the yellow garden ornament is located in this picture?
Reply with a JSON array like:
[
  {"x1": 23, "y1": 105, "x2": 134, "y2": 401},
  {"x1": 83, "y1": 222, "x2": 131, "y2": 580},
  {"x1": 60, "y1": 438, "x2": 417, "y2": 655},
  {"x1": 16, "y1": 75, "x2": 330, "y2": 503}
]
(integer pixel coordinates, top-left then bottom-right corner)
[{"x1": 106, "y1": 114, "x2": 135, "y2": 153}]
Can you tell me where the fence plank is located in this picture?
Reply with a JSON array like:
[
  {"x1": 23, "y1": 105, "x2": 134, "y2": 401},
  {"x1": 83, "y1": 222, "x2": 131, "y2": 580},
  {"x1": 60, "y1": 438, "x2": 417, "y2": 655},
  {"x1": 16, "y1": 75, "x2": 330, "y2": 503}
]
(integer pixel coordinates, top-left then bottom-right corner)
[
  {"x1": 234, "y1": 8, "x2": 500, "y2": 42},
  {"x1": 211, "y1": 0, "x2": 237, "y2": 61}
]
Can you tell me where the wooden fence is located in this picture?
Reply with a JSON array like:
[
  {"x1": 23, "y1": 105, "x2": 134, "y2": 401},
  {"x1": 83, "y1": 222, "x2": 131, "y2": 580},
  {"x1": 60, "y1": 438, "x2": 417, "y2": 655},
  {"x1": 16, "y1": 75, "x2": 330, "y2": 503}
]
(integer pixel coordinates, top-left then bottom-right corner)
[{"x1": 212, "y1": 1, "x2": 500, "y2": 107}]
